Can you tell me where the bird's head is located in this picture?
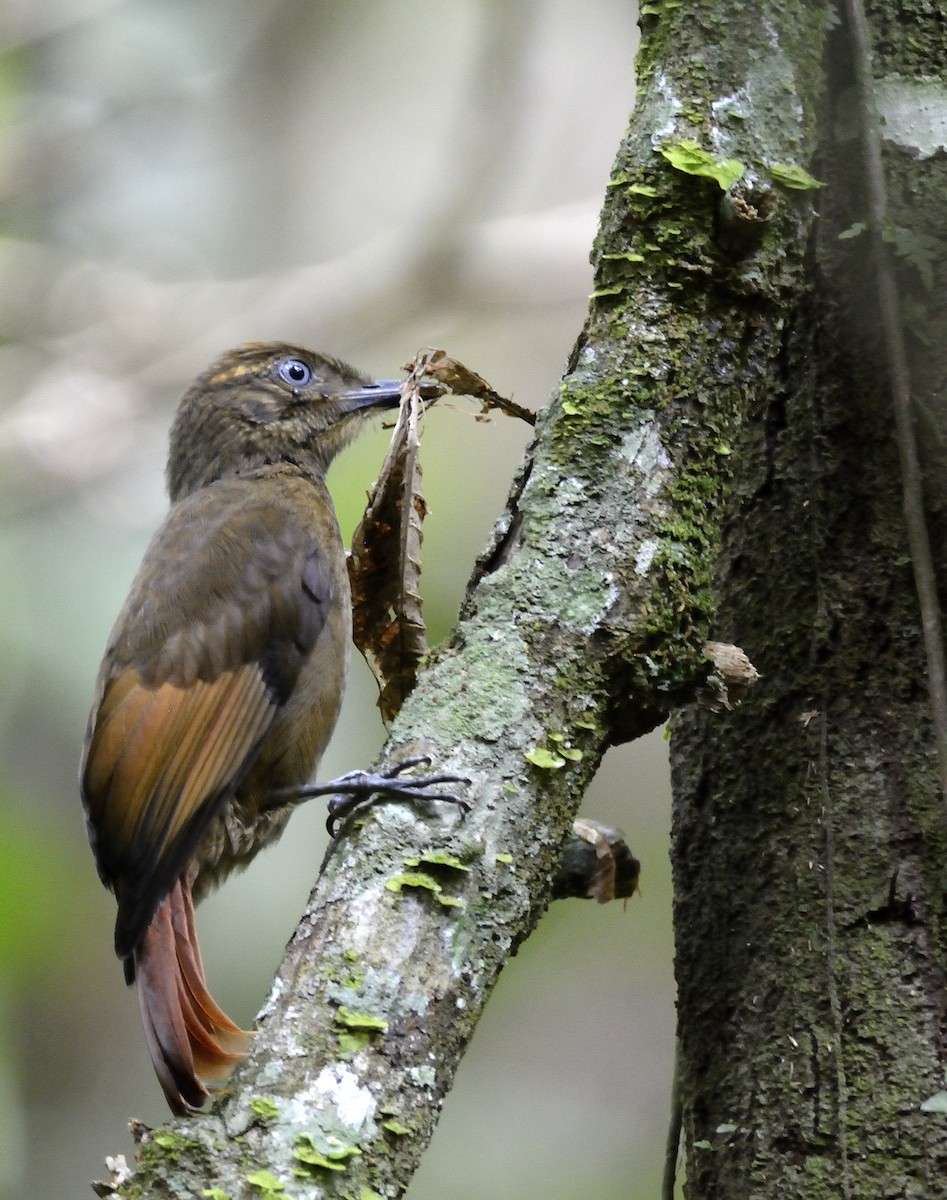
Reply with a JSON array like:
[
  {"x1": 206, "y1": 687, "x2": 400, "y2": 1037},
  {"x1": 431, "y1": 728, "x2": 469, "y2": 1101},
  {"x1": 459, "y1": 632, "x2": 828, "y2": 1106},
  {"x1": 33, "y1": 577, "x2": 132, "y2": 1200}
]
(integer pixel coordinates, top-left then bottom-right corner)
[{"x1": 166, "y1": 343, "x2": 409, "y2": 499}]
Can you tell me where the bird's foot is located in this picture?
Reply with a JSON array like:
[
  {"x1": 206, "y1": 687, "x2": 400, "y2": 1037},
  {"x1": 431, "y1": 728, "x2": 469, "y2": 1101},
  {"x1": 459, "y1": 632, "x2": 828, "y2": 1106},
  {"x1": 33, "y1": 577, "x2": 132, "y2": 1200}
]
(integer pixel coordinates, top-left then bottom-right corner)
[{"x1": 291, "y1": 756, "x2": 471, "y2": 836}]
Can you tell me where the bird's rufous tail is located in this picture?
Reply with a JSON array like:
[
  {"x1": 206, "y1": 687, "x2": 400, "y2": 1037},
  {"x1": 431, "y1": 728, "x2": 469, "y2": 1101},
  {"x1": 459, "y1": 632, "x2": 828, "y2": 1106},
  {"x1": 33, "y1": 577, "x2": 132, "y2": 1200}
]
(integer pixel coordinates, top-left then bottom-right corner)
[{"x1": 133, "y1": 877, "x2": 250, "y2": 1114}]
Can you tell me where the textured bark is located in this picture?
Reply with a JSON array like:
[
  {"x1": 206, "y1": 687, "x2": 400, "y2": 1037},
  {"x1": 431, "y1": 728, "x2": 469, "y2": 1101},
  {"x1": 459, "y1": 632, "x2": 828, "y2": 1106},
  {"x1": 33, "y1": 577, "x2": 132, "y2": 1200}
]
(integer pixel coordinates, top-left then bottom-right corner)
[{"x1": 670, "y1": 3, "x2": 947, "y2": 1197}]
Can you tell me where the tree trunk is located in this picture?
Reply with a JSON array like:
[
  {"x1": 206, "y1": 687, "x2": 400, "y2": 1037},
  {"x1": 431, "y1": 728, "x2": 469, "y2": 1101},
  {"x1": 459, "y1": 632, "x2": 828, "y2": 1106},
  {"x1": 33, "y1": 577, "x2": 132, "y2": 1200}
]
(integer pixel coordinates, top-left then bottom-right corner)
[{"x1": 670, "y1": 2, "x2": 947, "y2": 1196}]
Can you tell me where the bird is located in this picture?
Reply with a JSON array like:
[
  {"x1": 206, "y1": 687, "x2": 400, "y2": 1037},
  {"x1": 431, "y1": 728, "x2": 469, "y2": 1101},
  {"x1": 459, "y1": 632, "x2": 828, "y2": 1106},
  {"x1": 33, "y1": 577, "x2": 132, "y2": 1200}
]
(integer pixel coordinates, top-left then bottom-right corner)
[{"x1": 80, "y1": 342, "x2": 465, "y2": 1115}]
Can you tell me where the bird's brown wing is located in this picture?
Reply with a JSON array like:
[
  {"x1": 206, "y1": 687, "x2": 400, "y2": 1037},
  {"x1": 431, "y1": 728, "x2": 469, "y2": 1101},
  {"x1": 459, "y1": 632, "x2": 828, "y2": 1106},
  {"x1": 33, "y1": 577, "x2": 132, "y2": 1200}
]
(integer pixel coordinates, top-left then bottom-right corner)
[{"x1": 81, "y1": 476, "x2": 335, "y2": 960}]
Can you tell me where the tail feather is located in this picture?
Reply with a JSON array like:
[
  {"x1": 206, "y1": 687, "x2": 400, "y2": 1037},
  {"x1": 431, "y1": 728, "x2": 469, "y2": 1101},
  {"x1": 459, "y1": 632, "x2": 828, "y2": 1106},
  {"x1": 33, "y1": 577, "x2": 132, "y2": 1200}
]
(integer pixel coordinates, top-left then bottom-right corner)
[{"x1": 134, "y1": 878, "x2": 251, "y2": 1114}]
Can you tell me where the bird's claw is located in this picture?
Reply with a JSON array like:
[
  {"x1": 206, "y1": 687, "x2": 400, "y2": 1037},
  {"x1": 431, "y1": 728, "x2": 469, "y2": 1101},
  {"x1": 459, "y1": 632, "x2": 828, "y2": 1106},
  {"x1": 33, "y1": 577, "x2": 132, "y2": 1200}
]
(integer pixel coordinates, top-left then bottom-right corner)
[{"x1": 323, "y1": 757, "x2": 471, "y2": 836}]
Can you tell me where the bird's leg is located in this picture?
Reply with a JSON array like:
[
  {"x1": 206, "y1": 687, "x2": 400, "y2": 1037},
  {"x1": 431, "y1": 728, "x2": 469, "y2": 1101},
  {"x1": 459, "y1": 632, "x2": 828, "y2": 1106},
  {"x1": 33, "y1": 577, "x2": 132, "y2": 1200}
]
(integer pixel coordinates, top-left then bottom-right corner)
[{"x1": 276, "y1": 756, "x2": 471, "y2": 836}]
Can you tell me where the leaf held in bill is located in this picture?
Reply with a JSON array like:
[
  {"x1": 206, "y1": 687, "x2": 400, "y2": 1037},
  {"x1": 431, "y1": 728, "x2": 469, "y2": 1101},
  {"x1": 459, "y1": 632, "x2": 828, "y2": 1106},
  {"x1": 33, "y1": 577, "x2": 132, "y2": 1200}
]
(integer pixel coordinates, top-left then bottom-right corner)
[{"x1": 348, "y1": 364, "x2": 432, "y2": 722}]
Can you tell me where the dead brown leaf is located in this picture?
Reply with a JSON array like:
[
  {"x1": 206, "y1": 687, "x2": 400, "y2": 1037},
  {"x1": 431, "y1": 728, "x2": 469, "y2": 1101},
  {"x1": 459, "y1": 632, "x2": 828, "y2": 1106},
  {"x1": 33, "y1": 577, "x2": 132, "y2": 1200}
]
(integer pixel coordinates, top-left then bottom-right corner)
[
  {"x1": 348, "y1": 369, "x2": 433, "y2": 723},
  {"x1": 402, "y1": 347, "x2": 536, "y2": 425},
  {"x1": 349, "y1": 348, "x2": 530, "y2": 721}
]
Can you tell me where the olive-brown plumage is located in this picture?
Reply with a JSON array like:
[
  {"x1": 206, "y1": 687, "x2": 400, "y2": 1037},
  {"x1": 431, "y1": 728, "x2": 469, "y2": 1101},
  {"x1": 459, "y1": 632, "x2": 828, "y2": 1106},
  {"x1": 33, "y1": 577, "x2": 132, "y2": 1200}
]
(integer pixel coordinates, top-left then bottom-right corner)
[{"x1": 81, "y1": 343, "x2": 406, "y2": 1113}]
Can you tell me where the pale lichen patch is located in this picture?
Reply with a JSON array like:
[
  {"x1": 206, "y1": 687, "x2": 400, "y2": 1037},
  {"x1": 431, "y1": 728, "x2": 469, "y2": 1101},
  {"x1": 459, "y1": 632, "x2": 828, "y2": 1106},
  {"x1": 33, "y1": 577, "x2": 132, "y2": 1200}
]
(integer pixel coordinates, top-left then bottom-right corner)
[
  {"x1": 311, "y1": 1065, "x2": 377, "y2": 1129},
  {"x1": 875, "y1": 76, "x2": 947, "y2": 159},
  {"x1": 636, "y1": 538, "x2": 660, "y2": 575},
  {"x1": 645, "y1": 71, "x2": 683, "y2": 147},
  {"x1": 620, "y1": 421, "x2": 672, "y2": 497}
]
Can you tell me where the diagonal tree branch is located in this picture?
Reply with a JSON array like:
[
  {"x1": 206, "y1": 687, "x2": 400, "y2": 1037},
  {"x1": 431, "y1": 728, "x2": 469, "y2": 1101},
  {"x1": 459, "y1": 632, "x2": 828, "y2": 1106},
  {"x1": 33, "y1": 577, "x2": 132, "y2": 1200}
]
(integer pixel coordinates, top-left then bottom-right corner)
[{"x1": 109, "y1": 4, "x2": 829, "y2": 1196}]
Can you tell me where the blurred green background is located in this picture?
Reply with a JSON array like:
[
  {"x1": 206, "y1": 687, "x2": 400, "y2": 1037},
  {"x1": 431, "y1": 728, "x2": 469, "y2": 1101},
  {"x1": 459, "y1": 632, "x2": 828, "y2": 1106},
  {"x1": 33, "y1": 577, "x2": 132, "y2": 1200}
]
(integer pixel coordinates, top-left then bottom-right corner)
[{"x1": 0, "y1": 3, "x2": 677, "y2": 1198}]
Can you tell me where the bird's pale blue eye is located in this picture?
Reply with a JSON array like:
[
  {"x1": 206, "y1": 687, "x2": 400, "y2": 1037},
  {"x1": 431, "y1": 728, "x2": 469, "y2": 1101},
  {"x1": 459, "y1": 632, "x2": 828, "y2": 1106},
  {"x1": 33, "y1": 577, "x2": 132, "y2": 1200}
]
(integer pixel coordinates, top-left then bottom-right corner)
[{"x1": 277, "y1": 358, "x2": 313, "y2": 387}]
